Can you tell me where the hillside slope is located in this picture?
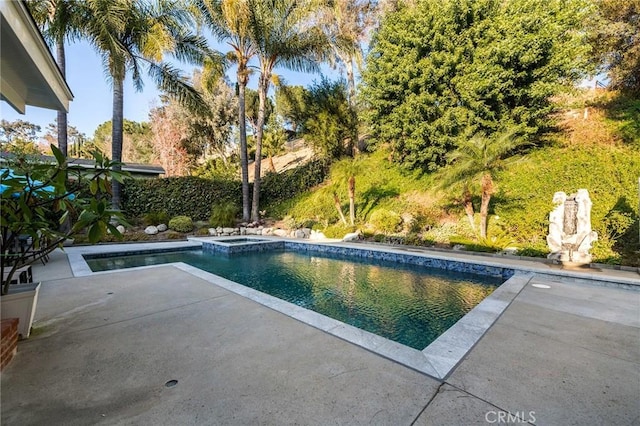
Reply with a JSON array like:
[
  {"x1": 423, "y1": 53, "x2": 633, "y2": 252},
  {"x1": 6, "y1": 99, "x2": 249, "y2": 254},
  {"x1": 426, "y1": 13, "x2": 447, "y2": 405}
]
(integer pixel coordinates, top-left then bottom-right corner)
[{"x1": 271, "y1": 91, "x2": 639, "y2": 265}]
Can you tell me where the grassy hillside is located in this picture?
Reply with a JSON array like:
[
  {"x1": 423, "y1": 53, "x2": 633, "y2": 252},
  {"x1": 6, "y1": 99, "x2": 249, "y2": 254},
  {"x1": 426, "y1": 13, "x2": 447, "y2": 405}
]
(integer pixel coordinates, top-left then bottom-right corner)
[{"x1": 272, "y1": 91, "x2": 640, "y2": 266}]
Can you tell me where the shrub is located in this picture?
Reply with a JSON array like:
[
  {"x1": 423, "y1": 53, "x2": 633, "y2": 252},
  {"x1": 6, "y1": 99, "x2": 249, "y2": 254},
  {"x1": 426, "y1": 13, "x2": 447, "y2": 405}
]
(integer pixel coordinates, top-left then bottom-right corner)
[
  {"x1": 210, "y1": 202, "x2": 238, "y2": 227},
  {"x1": 168, "y1": 216, "x2": 194, "y2": 233},
  {"x1": 323, "y1": 223, "x2": 357, "y2": 239},
  {"x1": 143, "y1": 211, "x2": 169, "y2": 226},
  {"x1": 195, "y1": 227, "x2": 211, "y2": 236},
  {"x1": 369, "y1": 209, "x2": 402, "y2": 234}
]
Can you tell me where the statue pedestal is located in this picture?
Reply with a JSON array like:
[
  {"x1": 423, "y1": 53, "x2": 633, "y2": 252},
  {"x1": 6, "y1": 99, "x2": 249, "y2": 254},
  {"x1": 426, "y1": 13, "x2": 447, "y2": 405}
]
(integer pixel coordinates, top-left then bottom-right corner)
[{"x1": 561, "y1": 260, "x2": 591, "y2": 270}]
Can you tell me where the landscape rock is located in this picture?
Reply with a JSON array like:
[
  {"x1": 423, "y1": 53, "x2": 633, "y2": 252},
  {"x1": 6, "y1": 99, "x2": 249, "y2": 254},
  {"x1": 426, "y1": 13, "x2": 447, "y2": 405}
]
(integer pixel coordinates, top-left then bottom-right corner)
[
  {"x1": 208, "y1": 228, "x2": 217, "y2": 236},
  {"x1": 301, "y1": 228, "x2": 311, "y2": 238},
  {"x1": 342, "y1": 230, "x2": 361, "y2": 242},
  {"x1": 294, "y1": 229, "x2": 306, "y2": 239},
  {"x1": 144, "y1": 226, "x2": 158, "y2": 235},
  {"x1": 222, "y1": 227, "x2": 236, "y2": 234},
  {"x1": 310, "y1": 230, "x2": 326, "y2": 240},
  {"x1": 246, "y1": 228, "x2": 258, "y2": 235},
  {"x1": 156, "y1": 224, "x2": 167, "y2": 232},
  {"x1": 116, "y1": 225, "x2": 126, "y2": 234},
  {"x1": 262, "y1": 227, "x2": 273, "y2": 236},
  {"x1": 452, "y1": 244, "x2": 466, "y2": 251},
  {"x1": 500, "y1": 247, "x2": 519, "y2": 256},
  {"x1": 273, "y1": 229, "x2": 288, "y2": 237},
  {"x1": 240, "y1": 227, "x2": 246, "y2": 235}
]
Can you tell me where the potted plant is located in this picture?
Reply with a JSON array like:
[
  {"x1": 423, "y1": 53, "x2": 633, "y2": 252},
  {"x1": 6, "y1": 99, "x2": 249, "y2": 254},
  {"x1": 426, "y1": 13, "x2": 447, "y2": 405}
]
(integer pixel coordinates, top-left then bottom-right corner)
[{"x1": 1, "y1": 145, "x2": 126, "y2": 338}]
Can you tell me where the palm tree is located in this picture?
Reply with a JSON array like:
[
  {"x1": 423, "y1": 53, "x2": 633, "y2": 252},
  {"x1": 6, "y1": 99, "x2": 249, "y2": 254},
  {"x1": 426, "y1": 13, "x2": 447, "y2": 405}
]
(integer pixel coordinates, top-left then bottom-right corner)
[
  {"x1": 249, "y1": 0, "x2": 327, "y2": 221},
  {"x1": 318, "y1": 0, "x2": 375, "y2": 109},
  {"x1": 196, "y1": 0, "x2": 256, "y2": 222},
  {"x1": 28, "y1": 0, "x2": 85, "y2": 157},
  {"x1": 442, "y1": 129, "x2": 526, "y2": 239},
  {"x1": 82, "y1": 0, "x2": 209, "y2": 210}
]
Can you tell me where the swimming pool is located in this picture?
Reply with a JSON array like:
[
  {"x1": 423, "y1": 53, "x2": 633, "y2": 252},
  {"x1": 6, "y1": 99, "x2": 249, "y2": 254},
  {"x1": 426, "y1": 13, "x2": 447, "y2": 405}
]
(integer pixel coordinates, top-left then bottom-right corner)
[
  {"x1": 85, "y1": 248, "x2": 503, "y2": 350},
  {"x1": 68, "y1": 238, "x2": 535, "y2": 378}
]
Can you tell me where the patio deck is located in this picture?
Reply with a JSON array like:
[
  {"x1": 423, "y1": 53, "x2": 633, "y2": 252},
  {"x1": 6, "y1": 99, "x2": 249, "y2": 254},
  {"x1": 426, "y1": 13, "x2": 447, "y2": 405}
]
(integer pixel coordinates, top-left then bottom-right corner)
[{"x1": 1, "y1": 246, "x2": 638, "y2": 425}]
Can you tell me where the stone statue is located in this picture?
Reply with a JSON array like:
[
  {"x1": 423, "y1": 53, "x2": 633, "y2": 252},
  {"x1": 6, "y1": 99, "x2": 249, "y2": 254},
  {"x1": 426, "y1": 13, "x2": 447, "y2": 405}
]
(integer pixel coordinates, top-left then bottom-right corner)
[
  {"x1": 547, "y1": 191, "x2": 566, "y2": 256},
  {"x1": 546, "y1": 189, "x2": 598, "y2": 266}
]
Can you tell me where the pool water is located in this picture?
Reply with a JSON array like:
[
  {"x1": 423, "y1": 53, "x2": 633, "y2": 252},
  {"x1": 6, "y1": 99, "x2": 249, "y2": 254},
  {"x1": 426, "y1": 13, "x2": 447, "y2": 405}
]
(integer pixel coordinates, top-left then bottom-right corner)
[{"x1": 85, "y1": 249, "x2": 502, "y2": 350}]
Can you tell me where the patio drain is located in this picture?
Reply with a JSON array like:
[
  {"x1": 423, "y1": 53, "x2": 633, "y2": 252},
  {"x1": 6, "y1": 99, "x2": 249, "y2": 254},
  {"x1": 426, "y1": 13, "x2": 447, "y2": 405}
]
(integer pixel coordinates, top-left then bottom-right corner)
[
  {"x1": 165, "y1": 379, "x2": 178, "y2": 388},
  {"x1": 532, "y1": 283, "x2": 551, "y2": 289}
]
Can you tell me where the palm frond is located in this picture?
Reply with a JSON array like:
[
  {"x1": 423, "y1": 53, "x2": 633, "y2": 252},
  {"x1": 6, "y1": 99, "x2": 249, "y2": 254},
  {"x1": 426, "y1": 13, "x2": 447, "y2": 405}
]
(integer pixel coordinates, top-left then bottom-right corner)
[
  {"x1": 170, "y1": 31, "x2": 214, "y2": 65},
  {"x1": 146, "y1": 61, "x2": 207, "y2": 115}
]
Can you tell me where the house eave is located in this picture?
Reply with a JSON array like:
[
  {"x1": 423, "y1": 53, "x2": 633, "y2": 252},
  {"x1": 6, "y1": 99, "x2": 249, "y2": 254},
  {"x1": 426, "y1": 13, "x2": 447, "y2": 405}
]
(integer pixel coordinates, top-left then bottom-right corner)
[{"x1": 0, "y1": 1, "x2": 73, "y2": 113}]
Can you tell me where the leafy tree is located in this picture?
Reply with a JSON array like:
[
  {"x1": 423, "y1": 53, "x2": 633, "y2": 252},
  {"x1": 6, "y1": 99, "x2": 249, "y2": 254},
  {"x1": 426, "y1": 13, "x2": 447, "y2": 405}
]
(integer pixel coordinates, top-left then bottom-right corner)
[
  {"x1": 193, "y1": 157, "x2": 239, "y2": 180},
  {"x1": 589, "y1": 0, "x2": 640, "y2": 93},
  {"x1": 249, "y1": 0, "x2": 327, "y2": 221},
  {"x1": 0, "y1": 120, "x2": 41, "y2": 144},
  {"x1": 83, "y1": 0, "x2": 208, "y2": 210},
  {"x1": 262, "y1": 115, "x2": 287, "y2": 172},
  {"x1": 275, "y1": 85, "x2": 309, "y2": 135},
  {"x1": 245, "y1": 88, "x2": 273, "y2": 134},
  {"x1": 361, "y1": 0, "x2": 592, "y2": 171},
  {"x1": 176, "y1": 74, "x2": 238, "y2": 164},
  {"x1": 149, "y1": 75, "x2": 237, "y2": 176},
  {"x1": 0, "y1": 120, "x2": 43, "y2": 155},
  {"x1": 91, "y1": 120, "x2": 154, "y2": 164},
  {"x1": 43, "y1": 123, "x2": 93, "y2": 158},
  {"x1": 303, "y1": 78, "x2": 357, "y2": 159},
  {"x1": 148, "y1": 101, "x2": 191, "y2": 176},
  {"x1": 28, "y1": 0, "x2": 86, "y2": 156}
]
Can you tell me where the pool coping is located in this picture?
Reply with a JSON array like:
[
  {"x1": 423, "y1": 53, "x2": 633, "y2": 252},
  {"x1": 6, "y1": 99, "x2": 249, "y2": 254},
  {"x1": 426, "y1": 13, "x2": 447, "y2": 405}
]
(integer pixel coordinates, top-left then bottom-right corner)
[{"x1": 64, "y1": 237, "x2": 638, "y2": 379}]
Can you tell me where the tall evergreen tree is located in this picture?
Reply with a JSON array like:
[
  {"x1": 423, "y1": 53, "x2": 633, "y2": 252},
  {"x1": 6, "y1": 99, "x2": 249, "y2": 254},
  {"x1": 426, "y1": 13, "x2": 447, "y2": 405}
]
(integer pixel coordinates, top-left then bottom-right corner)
[{"x1": 362, "y1": 0, "x2": 592, "y2": 171}]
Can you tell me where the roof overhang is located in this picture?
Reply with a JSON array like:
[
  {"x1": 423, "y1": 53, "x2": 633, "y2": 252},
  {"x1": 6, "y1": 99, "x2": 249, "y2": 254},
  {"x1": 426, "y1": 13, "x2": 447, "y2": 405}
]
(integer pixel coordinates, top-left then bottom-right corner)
[{"x1": 0, "y1": 1, "x2": 73, "y2": 114}]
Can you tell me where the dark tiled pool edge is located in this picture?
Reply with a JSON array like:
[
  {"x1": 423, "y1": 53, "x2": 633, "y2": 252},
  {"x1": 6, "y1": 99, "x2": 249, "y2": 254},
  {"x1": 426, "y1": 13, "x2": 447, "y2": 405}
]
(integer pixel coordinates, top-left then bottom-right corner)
[
  {"x1": 203, "y1": 240, "x2": 283, "y2": 254},
  {"x1": 200, "y1": 239, "x2": 515, "y2": 280},
  {"x1": 284, "y1": 241, "x2": 515, "y2": 280}
]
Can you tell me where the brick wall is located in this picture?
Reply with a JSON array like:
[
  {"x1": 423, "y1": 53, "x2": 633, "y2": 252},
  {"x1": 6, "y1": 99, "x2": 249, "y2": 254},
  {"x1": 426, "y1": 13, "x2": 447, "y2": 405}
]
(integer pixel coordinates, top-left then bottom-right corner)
[{"x1": 1, "y1": 318, "x2": 19, "y2": 371}]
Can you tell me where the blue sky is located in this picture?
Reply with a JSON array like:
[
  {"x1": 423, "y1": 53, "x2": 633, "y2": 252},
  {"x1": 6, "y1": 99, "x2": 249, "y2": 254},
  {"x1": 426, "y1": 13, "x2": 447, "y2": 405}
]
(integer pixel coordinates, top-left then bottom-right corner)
[{"x1": 1, "y1": 38, "x2": 336, "y2": 139}]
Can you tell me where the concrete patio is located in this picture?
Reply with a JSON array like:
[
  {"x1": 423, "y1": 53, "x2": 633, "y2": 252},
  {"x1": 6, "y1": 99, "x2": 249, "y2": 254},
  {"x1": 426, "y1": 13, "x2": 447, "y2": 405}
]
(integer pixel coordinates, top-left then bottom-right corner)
[{"x1": 1, "y1": 246, "x2": 639, "y2": 425}]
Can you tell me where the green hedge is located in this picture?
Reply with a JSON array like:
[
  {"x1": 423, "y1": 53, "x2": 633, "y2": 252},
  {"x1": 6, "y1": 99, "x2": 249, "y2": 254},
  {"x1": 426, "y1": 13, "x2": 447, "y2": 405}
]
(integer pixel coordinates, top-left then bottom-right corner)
[
  {"x1": 260, "y1": 159, "x2": 330, "y2": 209},
  {"x1": 122, "y1": 177, "x2": 241, "y2": 221},
  {"x1": 121, "y1": 160, "x2": 329, "y2": 221}
]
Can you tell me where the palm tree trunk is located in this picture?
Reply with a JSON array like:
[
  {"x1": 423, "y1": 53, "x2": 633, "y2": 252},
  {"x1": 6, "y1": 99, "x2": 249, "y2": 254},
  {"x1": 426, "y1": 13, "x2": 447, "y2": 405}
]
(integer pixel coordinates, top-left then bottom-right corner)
[
  {"x1": 238, "y1": 78, "x2": 250, "y2": 222},
  {"x1": 344, "y1": 57, "x2": 358, "y2": 157},
  {"x1": 463, "y1": 185, "x2": 476, "y2": 232},
  {"x1": 348, "y1": 175, "x2": 355, "y2": 225},
  {"x1": 251, "y1": 74, "x2": 269, "y2": 222},
  {"x1": 334, "y1": 194, "x2": 347, "y2": 225},
  {"x1": 480, "y1": 192, "x2": 490, "y2": 239},
  {"x1": 345, "y1": 58, "x2": 356, "y2": 110},
  {"x1": 480, "y1": 174, "x2": 494, "y2": 239},
  {"x1": 56, "y1": 39, "x2": 68, "y2": 157},
  {"x1": 111, "y1": 77, "x2": 124, "y2": 211}
]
